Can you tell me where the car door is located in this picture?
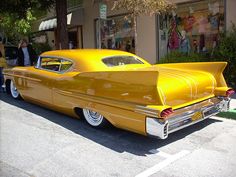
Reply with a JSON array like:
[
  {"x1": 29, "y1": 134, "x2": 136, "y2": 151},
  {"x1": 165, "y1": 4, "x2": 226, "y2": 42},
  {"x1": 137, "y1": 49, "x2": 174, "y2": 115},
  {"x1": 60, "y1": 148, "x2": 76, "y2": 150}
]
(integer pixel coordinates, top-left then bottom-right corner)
[{"x1": 23, "y1": 56, "x2": 65, "y2": 106}]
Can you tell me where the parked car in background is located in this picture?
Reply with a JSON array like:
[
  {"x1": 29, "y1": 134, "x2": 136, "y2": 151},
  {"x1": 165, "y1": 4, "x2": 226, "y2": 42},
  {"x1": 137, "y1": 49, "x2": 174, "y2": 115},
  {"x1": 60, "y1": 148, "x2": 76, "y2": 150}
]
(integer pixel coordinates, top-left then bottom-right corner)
[
  {"x1": 2, "y1": 49, "x2": 235, "y2": 139},
  {"x1": 4, "y1": 45, "x2": 18, "y2": 66}
]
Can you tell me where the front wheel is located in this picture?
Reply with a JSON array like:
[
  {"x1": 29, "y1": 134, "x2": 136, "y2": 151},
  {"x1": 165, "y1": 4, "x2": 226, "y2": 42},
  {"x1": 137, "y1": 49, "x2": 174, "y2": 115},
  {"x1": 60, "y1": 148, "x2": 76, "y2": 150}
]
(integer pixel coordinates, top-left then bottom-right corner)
[
  {"x1": 82, "y1": 108, "x2": 108, "y2": 127},
  {"x1": 10, "y1": 80, "x2": 21, "y2": 99}
]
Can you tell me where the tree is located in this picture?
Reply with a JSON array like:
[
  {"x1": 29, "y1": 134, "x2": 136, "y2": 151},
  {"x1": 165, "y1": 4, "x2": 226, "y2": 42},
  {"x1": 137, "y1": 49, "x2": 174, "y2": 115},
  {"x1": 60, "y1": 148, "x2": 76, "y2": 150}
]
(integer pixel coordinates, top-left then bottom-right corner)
[
  {"x1": 111, "y1": 0, "x2": 175, "y2": 16},
  {"x1": 55, "y1": 0, "x2": 68, "y2": 49},
  {"x1": 0, "y1": 0, "x2": 68, "y2": 49}
]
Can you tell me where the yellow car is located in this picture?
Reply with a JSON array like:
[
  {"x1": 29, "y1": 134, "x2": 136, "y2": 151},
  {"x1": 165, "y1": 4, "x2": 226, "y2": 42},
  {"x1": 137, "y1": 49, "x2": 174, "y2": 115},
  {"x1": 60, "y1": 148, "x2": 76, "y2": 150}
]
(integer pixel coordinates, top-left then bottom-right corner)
[{"x1": 3, "y1": 49, "x2": 235, "y2": 139}]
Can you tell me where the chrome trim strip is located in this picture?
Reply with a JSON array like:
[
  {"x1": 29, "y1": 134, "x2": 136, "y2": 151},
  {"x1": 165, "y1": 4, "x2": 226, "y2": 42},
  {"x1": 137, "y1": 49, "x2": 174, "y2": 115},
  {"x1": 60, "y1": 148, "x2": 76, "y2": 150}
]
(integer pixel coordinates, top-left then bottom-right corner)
[
  {"x1": 135, "y1": 109, "x2": 158, "y2": 115},
  {"x1": 136, "y1": 105, "x2": 159, "y2": 111},
  {"x1": 169, "y1": 97, "x2": 222, "y2": 119},
  {"x1": 168, "y1": 110, "x2": 219, "y2": 134},
  {"x1": 54, "y1": 89, "x2": 149, "y2": 113},
  {"x1": 135, "y1": 111, "x2": 158, "y2": 118},
  {"x1": 3, "y1": 73, "x2": 41, "y2": 82}
]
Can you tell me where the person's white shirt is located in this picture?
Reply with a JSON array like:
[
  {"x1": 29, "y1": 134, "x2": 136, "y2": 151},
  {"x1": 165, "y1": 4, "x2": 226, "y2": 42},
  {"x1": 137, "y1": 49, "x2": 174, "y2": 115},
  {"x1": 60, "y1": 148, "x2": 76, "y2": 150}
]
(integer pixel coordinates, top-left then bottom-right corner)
[
  {"x1": 69, "y1": 41, "x2": 73, "y2": 49},
  {"x1": 22, "y1": 47, "x2": 31, "y2": 66}
]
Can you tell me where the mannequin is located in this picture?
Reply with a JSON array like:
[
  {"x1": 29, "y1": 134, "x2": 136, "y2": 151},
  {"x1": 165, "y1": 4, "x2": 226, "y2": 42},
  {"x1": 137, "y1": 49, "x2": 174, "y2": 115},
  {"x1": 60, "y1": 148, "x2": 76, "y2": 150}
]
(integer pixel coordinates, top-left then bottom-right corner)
[{"x1": 179, "y1": 30, "x2": 191, "y2": 54}]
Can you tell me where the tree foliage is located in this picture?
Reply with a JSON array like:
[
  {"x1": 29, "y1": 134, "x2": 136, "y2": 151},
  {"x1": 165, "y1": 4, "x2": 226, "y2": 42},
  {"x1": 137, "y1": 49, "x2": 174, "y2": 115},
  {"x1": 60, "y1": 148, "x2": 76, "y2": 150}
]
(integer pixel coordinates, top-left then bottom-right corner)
[
  {"x1": 0, "y1": 0, "x2": 55, "y2": 18},
  {"x1": 0, "y1": 10, "x2": 36, "y2": 38},
  {"x1": 111, "y1": 0, "x2": 175, "y2": 16},
  {"x1": 0, "y1": 0, "x2": 55, "y2": 42},
  {"x1": 0, "y1": 0, "x2": 69, "y2": 49}
]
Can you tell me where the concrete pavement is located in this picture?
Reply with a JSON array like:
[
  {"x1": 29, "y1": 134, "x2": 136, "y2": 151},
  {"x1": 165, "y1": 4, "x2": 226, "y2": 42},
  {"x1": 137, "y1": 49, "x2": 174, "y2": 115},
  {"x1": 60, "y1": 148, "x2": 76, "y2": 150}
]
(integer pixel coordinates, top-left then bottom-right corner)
[{"x1": 0, "y1": 93, "x2": 236, "y2": 177}]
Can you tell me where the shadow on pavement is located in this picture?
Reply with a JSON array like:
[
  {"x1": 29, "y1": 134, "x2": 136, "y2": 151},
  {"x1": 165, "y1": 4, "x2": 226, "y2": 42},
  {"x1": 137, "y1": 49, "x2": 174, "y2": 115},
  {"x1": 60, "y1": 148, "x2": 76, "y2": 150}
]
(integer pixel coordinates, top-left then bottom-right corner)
[{"x1": 0, "y1": 93, "x2": 222, "y2": 156}]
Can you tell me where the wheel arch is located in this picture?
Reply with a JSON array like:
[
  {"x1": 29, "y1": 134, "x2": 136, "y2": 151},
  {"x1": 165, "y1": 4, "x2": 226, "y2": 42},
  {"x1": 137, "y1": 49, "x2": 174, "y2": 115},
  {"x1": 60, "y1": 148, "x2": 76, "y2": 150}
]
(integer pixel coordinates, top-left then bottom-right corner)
[
  {"x1": 74, "y1": 107, "x2": 84, "y2": 119},
  {"x1": 5, "y1": 79, "x2": 11, "y2": 94},
  {"x1": 73, "y1": 106, "x2": 112, "y2": 127}
]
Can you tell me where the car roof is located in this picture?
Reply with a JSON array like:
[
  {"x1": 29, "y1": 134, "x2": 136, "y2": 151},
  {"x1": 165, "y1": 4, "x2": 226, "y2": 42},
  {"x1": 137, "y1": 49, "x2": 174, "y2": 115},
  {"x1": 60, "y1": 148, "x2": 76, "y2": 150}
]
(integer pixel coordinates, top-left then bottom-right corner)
[{"x1": 41, "y1": 49, "x2": 151, "y2": 72}]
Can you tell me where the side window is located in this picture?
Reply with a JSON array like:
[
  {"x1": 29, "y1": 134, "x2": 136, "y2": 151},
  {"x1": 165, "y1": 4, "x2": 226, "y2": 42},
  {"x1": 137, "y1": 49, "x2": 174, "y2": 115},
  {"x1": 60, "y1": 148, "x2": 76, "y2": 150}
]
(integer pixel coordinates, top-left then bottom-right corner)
[
  {"x1": 60, "y1": 59, "x2": 73, "y2": 72},
  {"x1": 41, "y1": 57, "x2": 61, "y2": 71},
  {"x1": 39, "y1": 57, "x2": 73, "y2": 73}
]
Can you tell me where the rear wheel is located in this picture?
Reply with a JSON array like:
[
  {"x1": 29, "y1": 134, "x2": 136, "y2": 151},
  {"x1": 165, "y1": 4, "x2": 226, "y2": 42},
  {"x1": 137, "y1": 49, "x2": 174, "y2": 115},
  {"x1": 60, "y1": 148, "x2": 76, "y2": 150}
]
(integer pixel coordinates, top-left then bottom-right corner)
[
  {"x1": 10, "y1": 80, "x2": 21, "y2": 99},
  {"x1": 82, "y1": 108, "x2": 108, "y2": 127}
]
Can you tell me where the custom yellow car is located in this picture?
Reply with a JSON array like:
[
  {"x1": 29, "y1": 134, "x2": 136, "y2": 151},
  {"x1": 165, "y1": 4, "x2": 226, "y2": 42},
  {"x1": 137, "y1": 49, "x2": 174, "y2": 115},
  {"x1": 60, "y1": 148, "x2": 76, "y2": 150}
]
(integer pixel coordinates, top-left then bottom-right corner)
[{"x1": 3, "y1": 49, "x2": 234, "y2": 139}]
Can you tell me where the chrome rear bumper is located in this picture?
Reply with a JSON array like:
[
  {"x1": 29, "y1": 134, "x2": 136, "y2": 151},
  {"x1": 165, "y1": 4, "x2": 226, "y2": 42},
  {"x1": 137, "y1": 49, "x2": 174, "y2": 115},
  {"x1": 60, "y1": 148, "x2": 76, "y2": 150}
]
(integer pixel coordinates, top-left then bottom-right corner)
[{"x1": 146, "y1": 97, "x2": 230, "y2": 139}]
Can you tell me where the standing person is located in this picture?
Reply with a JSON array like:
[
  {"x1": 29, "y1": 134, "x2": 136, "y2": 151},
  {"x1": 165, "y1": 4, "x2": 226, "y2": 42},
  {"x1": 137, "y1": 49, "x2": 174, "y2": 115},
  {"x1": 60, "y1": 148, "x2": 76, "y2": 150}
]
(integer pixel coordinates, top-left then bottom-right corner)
[
  {"x1": 18, "y1": 39, "x2": 37, "y2": 66},
  {"x1": 69, "y1": 41, "x2": 74, "y2": 49},
  {"x1": 0, "y1": 37, "x2": 4, "y2": 57},
  {"x1": 0, "y1": 51, "x2": 7, "y2": 92}
]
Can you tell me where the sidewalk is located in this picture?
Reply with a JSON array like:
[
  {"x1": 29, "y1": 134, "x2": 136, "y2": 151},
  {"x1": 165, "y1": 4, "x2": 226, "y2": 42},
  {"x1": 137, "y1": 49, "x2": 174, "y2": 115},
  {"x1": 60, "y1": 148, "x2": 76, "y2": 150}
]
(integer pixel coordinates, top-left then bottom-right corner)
[{"x1": 231, "y1": 94, "x2": 236, "y2": 109}]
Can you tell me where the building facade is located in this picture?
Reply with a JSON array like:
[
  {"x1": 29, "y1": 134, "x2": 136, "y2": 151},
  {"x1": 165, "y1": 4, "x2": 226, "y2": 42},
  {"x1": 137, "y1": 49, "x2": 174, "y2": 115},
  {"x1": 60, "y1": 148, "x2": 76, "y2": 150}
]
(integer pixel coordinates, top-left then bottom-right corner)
[{"x1": 33, "y1": 0, "x2": 236, "y2": 64}]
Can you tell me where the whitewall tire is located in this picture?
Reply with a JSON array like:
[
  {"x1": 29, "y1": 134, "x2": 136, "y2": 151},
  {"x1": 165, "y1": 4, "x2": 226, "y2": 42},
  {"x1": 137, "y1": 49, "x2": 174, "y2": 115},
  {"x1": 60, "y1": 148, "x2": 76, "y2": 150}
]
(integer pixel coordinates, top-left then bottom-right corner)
[
  {"x1": 10, "y1": 80, "x2": 20, "y2": 99},
  {"x1": 82, "y1": 108, "x2": 107, "y2": 127}
]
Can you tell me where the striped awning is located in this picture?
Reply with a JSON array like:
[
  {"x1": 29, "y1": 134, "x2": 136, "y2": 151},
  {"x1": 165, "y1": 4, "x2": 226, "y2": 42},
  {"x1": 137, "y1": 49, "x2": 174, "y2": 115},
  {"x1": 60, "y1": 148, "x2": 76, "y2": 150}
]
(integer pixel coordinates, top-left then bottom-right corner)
[{"x1": 39, "y1": 13, "x2": 72, "y2": 31}]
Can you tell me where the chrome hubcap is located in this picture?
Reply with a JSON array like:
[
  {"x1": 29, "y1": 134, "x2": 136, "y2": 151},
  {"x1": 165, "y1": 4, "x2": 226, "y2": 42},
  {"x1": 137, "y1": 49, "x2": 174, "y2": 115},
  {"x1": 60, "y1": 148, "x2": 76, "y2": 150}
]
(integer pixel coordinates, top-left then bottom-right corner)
[
  {"x1": 10, "y1": 81, "x2": 19, "y2": 98},
  {"x1": 83, "y1": 109, "x2": 103, "y2": 126}
]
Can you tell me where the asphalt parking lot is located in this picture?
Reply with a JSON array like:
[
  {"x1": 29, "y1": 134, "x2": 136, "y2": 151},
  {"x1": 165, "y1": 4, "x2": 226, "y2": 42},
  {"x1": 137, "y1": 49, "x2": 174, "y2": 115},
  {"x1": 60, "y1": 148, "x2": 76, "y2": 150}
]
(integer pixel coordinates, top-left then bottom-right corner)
[{"x1": 1, "y1": 93, "x2": 236, "y2": 177}]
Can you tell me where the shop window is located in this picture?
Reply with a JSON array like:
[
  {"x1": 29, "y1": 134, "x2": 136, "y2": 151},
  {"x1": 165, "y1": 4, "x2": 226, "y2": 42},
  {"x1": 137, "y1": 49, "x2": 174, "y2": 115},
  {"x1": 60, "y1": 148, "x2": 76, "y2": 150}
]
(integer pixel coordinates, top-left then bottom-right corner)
[
  {"x1": 159, "y1": 0, "x2": 225, "y2": 58},
  {"x1": 95, "y1": 15, "x2": 135, "y2": 53}
]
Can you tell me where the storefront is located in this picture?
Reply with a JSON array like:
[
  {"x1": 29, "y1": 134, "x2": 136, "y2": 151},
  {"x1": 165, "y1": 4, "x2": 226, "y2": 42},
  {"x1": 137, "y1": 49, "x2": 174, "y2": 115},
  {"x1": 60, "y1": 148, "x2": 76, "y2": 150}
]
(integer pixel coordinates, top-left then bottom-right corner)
[
  {"x1": 95, "y1": 14, "x2": 135, "y2": 53},
  {"x1": 68, "y1": 26, "x2": 83, "y2": 49},
  {"x1": 158, "y1": 0, "x2": 225, "y2": 59},
  {"x1": 33, "y1": 0, "x2": 235, "y2": 64},
  {"x1": 34, "y1": 7, "x2": 84, "y2": 50}
]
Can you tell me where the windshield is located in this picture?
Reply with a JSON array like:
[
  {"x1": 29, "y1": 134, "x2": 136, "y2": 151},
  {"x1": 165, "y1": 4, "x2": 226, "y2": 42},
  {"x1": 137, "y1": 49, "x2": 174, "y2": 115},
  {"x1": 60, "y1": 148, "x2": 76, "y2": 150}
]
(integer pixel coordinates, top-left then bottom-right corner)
[{"x1": 102, "y1": 56, "x2": 144, "y2": 67}]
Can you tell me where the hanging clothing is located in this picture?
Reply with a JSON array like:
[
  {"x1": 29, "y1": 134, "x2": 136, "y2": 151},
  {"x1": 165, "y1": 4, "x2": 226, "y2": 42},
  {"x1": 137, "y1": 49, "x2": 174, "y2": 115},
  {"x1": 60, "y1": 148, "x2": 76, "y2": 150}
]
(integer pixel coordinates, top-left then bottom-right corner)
[
  {"x1": 168, "y1": 19, "x2": 181, "y2": 50},
  {"x1": 199, "y1": 34, "x2": 205, "y2": 51},
  {"x1": 179, "y1": 37, "x2": 191, "y2": 54}
]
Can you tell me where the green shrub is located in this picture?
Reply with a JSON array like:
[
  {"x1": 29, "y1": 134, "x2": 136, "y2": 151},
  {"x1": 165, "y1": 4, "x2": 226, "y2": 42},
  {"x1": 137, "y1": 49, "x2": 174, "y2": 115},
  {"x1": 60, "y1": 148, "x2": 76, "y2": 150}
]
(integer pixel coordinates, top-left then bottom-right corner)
[
  {"x1": 32, "y1": 43, "x2": 52, "y2": 56},
  {"x1": 216, "y1": 24, "x2": 236, "y2": 89},
  {"x1": 159, "y1": 51, "x2": 210, "y2": 63}
]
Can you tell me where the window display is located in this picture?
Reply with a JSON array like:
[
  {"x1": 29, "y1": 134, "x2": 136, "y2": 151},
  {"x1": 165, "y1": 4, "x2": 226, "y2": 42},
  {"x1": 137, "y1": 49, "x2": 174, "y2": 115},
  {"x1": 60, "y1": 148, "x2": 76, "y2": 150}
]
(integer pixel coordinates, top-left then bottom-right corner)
[
  {"x1": 96, "y1": 15, "x2": 135, "y2": 53},
  {"x1": 161, "y1": 0, "x2": 225, "y2": 57}
]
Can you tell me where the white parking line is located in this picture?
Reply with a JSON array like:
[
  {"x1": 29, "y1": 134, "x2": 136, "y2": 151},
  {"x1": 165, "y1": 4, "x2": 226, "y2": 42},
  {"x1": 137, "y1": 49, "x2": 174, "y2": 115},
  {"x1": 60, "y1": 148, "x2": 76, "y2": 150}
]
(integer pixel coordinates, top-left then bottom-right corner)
[
  {"x1": 149, "y1": 149, "x2": 172, "y2": 158},
  {"x1": 136, "y1": 150, "x2": 190, "y2": 177}
]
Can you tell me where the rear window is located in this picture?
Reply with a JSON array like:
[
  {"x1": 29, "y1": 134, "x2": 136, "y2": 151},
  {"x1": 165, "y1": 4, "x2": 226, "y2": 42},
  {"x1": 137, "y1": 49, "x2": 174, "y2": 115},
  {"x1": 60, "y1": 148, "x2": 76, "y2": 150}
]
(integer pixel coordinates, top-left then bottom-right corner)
[{"x1": 102, "y1": 56, "x2": 144, "y2": 67}]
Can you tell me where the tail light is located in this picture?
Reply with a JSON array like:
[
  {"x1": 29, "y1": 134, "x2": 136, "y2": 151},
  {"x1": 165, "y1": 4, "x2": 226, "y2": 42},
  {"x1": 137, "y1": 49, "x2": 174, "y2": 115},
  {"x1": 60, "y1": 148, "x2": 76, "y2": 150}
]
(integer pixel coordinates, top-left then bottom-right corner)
[
  {"x1": 160, "y1": 108, "x2": 173, "y2": 118},
  {"x1": 226, "y1": 89, "x2": 235, "y2": 97}
]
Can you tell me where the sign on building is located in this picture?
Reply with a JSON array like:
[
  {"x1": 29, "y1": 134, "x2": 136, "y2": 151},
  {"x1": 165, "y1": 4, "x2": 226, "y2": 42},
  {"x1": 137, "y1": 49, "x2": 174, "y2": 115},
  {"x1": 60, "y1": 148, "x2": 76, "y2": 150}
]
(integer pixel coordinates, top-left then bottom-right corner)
[{"x1": 99, "y1": 3, "x2": 107, "y2": 20}]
